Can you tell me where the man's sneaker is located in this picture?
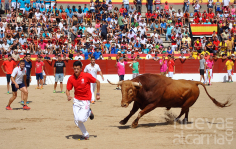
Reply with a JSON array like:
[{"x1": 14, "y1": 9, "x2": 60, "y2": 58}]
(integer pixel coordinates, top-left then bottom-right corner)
[
  {"x1": 61, "y1": 91, "x2": 65, "y2": 93},
  {"x1": 89, "y1": 109, "x2": 94, "y2": 120},
  {"x1": 6, "y1": 106, "x2": 12, "y2": 110},
  {"x1": 20, "y1": 101, "x2": 24, "y2": 105},
  {"x1": 53, "y1": 90, "x2": 56, "y2": 93},
  {"x1": 116, "y1": 87, "x2": 121, "y2": 90},
  {"x1": 78, "y1": 136, "x2": 89, "y2": 141},
  {"x1": 23, "y1": 105, "x2": 31, "y2": 110},
  {"x1": 91, "y1": 101, "x2": 95, "y2": 104},
  {"x1": 7, "y1": 91, "x2": 10, "y2": 94},
  {"x1": 43, "y1": 83, "x2": 47, "y2": 85}
]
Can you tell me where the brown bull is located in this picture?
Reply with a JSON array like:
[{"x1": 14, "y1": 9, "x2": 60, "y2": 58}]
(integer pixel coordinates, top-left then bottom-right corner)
[{"x1": 108, "y1": 73, "x2": 231, "y2": 128}]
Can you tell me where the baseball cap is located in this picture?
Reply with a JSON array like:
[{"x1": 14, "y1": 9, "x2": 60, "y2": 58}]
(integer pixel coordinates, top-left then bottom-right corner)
[{"x1": 196, "y1": 41, "x2": 199, "y2": 44}]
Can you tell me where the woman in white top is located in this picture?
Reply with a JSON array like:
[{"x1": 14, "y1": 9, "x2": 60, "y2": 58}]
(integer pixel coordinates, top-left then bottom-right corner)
[
  {"x1": 207, "y1": 0, "x2": 213, "y2": 13},
  {"x1": 108, "y1": 1, "x2": 114, "y2": 13}
]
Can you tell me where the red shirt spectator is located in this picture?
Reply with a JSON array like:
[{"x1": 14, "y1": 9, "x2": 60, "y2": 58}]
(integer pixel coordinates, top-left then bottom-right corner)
[
  {"x1": 146, "y1": 12, "x2": 152, "y2": 18},
  {"x1": 35, "y1": 61, "x2": 44, "y2": 74},
  {"x1": 208, "y1": 12, "x2": 214, "y2": 19},
  {"x1": 171, "y1": 35, "x2": 177, "y2": 45},
  {"x1": 22, "y1": 44, "x2": 28, "y2": 50},
  {"x1": 119, "y1": 8, "x2": 126, "y2": 14},
  {"x1": 2, "y1": 59, "x2": 16, "y2": 74},
  {"x1": 194, "y1": 12, "x2": 201, "y2": 18},
  {"x1": 194, "y1": 41, "x2": 202, "y2": 51},
  {"x1": 193, "y1": 17, "x2": 200, "y2": 24},
  {"x1": 213, "y1": 39, "x2": 220, "y2": 51}
]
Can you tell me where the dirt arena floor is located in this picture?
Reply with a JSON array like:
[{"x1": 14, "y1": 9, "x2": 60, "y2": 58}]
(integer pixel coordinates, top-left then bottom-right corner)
[{"x1": 0, "y1": 82, "x2": 235, "y2": 149}]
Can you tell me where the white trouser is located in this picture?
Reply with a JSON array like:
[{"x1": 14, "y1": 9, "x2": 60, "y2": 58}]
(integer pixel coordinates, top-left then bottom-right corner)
[
  {"x1": 90, "y1": 83, "x2": 96, "y2": 102},
  {"x1": 168, "y1": 72, "x2": 174, "y2": 78},
  {"x1": 20, "y1": 8, "x2": 25, "y2": 14},
  {"x1": 227, "y1": 69, "x2": 232, "y2": 77},
  {"x1": 132, "y1": 73, "x2": 139, "y2": 79},
  {"x1": 73, "y1": 98, "x2": 91, "y2": 137},
  {"x1": 205, "y1": 69, "x2": 212, "y2": 84}
]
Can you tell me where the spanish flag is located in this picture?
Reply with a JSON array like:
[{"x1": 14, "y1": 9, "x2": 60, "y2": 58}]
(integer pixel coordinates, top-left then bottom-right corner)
[{"x1": 191, "y1": 24, "x2": 217, "y2": 36}]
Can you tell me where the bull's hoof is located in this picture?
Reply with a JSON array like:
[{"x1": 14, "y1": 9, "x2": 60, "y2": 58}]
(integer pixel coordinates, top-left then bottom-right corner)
[
  {"x1": 131, "y1": 121, "x2": 138, "y2": 128},
  {"x1": 182, "y1": 118, "x2": 188, "y2": 124},
  {"x1": 119, "y1": 120, "x2": 127, "y2": 125}
]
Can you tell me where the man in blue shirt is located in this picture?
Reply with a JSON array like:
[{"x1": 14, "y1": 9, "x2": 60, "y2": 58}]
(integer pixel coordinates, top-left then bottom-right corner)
[
  {"x1": 166, "y1": 24, "x2": 173, "y2": 41},
  {"x1": 19, "y1": 0, "x2": 26, "y2": 13},
  {"x1": 204, "y1": 19, "x2": 212, "y2": 24},
  {"x1": 93, "y1": 48, "x2": 101, "y2": 60},
  {"x1": 84, "y1": 49, "x2": 92, "y2": 60},
  {"x1": 83, "y1": 4, "x2": 89, "y2": 13},
  {"x1": 25, "y1": 4, "x2": 31, "y2": 14},
  {"x1": 40, "y1": 4, "x2": 46, "y2": 12},
  {"x1": 0, "y1": 30, "x2": 5, "y2": 40},
  {"x1": 79, "y1": 24, "x2": 86, "y2": 33},
  {"x1": 67, "y1": 9, "x2": 73, "y2": 24},
  {"x1": 160, "y1": 21, "x2": 167, "y2": 36},
  {"x1": 65, "y1": 5, "x2": 70, "y2": 13}
]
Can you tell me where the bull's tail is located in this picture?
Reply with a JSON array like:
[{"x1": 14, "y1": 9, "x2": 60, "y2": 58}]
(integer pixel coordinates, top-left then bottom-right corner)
[{"x1": 197, "y1": 82, "x2": 232, "y2": 108}]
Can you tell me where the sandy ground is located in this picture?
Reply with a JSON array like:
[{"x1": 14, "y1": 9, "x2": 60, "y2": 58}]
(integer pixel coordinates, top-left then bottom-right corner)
[{"x1": 0, "y1": 82, "x2": 235, "y2": 149}]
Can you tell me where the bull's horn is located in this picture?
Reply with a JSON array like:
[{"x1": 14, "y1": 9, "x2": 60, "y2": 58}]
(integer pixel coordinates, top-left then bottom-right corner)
[
  {"x1": 132, "y1": 82, "x2": 142, "y2": 87},
  {"x1": 107, "y1": 79, "x2": 123, "y2": 85}
]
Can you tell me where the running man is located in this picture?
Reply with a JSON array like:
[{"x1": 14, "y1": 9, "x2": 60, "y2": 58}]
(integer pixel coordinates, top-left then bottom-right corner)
[
  {"x1": 6, "y1": 60, "x2": 30, "y2": 110},
  {"x1": 35, "y1": 56, "x2": 44, "y2": 89},
  {"x1": 199, "y1": 54, "x2": 206, "y2": 84},
  {"x1": 1, "y1": 54, "x2": 16, "y2": 94},
  {"x1": 223, "y1": 57, "x2": 234, "y2": 82},
  {"x1": 84, "y1": 57, "x2": 104, "y2": 104},
  {"x1": 66, "y1": 61, "x2": 100, "y2": 140},
  {"x1": 54, "y1": 55, "x2": 66, "y2": 93},
  {"x1": 21, "y1": 53, "x2": 32, "y2": 105},
  {"x1": 205, "y1": 55, "x2": 214, "y2": 85},
  {"x1": 115, "y1": 57, "x2": 132, "y2": 90},
  {"x1": 167, "y1": 55, "x2": 175, "y2": 78},
  {"x1": 129, "y1": 57, "x2": 140, "y2": 79}
]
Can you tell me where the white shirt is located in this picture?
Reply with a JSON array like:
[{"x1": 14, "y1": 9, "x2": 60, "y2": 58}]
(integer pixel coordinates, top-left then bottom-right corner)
[
  {"x1": 35, "y1": 12, "x2": 42, "y2": 20},
  {"x1": 2, "y1": 43, "x2": 10, "y2": 51},
  {"x1": 146, "y1": 54, "x2": 152, "y2": 59},
  {"x1": 87, "y1": 27, "x2": 95, "y2": 34},
  {"x1": 74, "y1": 55, "x2": 84, "y2": 60},
  {"x1": 123, "y1": 0, "x2": 129, "y2": 4},
  {"x1": 222, "y1": 0, "x2": 230, "y2": 6},
  {"x1": 0, "y1": 27, "x2": 5, "y2": 32},
  {"x1": 11, "y1": 66, "x2": 26, "y2": 84},
  {"x1": 84, "y1": 63, "x2": 101, "y2": 79},
  {"x1": 194, "y1": 4, "x2": 200, "y2": 10},
  {"x1": 138, "y1": 28, "x2": 146, "y2": 36},
  {"x1": 19, "y1": 38, "x2": 26, "y2": 45}
]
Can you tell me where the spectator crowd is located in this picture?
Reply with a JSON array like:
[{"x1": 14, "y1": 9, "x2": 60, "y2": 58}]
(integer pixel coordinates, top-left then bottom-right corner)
[{"x1": 0, "y1": 0, "x2": 235, "y2": 61}]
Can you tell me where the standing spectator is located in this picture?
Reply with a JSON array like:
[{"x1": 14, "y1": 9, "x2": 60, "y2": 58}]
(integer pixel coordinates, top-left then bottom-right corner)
[
  {"x1": 147, "y1": 0, "x2": 153, "y2": 13},
  {"x1": 135, "y1": 0, "x2": 142, "y2": 13},
  {"x1": 205, "y1": 55, "x2": 214, "y2": 85},
  {"x1": 222, "y1": 0, "x2": 230, "y2": 9},
  {"x1": 84, "y1": 57, "x2": 104, "y2": 104},
  {"x1": 6, "y1": 60, "x2": 30, "y2": 110},
  {"x1": 223, "y1": 57, "x2": 234, "y2": 82},
  {"x1": 118, "y1": 13, "x2": 124, "y2": 30},
  {"x1": 53, "y1": 55, "x2": 66, "y2": 93},
  {"x1": 199, "y1": 54, "x2": 206, "y2": 84},
  {"x1": 35, "y1": 56, "x2": 44, "y2": 89},
  {"x1": 129, "y1": 57, "x2": 140, "y2": 79},
  {"x1": 226, "y1": 37, "x2": 234, "y2": 54},
  {"x1": 160, "y1": 55, "x2": 167, "y2": 76},
  {"x1": 123, "y1": 0, "x2": 129, "y2": 11},
  {"x1": 1, "y1": 55, "x2": 16, "y2": 94},
  {"x1": 115, "y1": 57, "x2": 132, "y2": 90},
  {"x1": 167, "y1": 54, "x2": 175, "y2": 78},
  {"x1": 5, "y1": 0, "x2": 9, "y2": 14}
]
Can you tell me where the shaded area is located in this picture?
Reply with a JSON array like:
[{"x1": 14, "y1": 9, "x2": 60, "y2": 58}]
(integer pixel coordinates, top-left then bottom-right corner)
[{"x1": 65, "y1": 134, "x2": 97, "y2": 140}]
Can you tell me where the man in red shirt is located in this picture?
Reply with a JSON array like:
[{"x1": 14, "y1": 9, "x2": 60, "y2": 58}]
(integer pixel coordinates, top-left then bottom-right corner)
[
  {"x1": 66, "y1": 61, "x2": 100, "y2": 140},
  {"x1": 208, "y1": 10, "x2": 214, "y2": 21},
  {"x1": 1, "y1": 54, "x2": 16, "y2": 94},
  {"x1": 35, "y1": 55, "x2": 44, "y2": 89},
  {"x1": 213, "y1": 37, "x2": 220, "y2": 54},
  {"x1": 194, "y1": 40, "x2": 202, "y2": 53},
  {"x1": 145, "y1": 10, "x2": 152, "y2": 26},
  {"x1": 167, "y1": 55, "x2": 175, "y2": 78},
  {"x1": 193, "y1": 16, "x2": 200, "y2": 24},
  {"x1": 171, "y1": 32, "x2": 177, "y2": 51},
  {"x1": 119, "y1": 4, "x2": 126, "y2": 14}
]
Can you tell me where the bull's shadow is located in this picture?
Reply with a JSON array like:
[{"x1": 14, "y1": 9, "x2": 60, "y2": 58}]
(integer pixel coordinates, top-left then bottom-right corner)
[
  {"x1": 111, "y1": 122, "x2": 169, "y2": 129},
  {"x1": 111, "y1": 121, "x2": 193, "y2": 129}
]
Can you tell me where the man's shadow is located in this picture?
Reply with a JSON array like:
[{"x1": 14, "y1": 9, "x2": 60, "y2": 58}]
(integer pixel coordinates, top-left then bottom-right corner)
[{"x1": 65, "y1": 134, "x2": 97, "y2": 140}]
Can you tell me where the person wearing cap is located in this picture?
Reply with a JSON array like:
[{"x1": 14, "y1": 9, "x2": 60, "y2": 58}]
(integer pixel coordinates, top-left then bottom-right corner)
[
  {"x1": 204, "y1": 19, "x2": 211, "y2": 24},
  {"x1": 221, "y1": 29, "x2": 229, "y2": 40},
  {"x1": 194, "y1": 39, "x2": 202, "y2": 53},
  {"x1": 115, "y1": 57, "x2": 132, "y2": 90},
  {"x1": 223, "y1": 56, "x2": 234, "y2": 82}
]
